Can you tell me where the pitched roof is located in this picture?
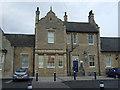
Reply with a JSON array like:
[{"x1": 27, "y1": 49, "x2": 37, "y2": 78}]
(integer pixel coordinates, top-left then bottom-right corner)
[
  {"x1": 101, "y1": 37, "x2": 120, "y2": 52},
  {"x1": 64, "y1": 22, "x2": 99, "y2": 33},
  {"x1": 4, "y1": 34, "x2": 35, "y2": 47}
]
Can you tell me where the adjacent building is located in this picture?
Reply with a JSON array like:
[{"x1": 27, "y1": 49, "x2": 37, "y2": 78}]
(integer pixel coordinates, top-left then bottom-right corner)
[{"x1": 0, "y1": 7, "x2": 119, "y2": 77}]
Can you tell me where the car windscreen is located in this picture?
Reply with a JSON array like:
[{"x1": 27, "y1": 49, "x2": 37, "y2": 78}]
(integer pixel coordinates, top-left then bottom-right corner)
[
  {"x1": 16, "y1": 69, "x2": 26, "y2": 72},
  {"x1": 117, "y1": 68, "x2": 120, "y2": 71}
]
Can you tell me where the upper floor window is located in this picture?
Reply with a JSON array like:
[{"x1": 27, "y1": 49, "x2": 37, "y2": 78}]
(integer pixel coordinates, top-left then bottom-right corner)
[
  {"x1": 73, "y1": 33, "x2": 77, "y2": 44},
  {"x1": 67, "y1": 34, "x2": 70, "y2": 44},
  {"x1": 48, "y1": 31, "x2": 54, "y2": 43},
  {"x1": 89, "y1": 55, "x2": 95, "y2": 67},
  {"x1": 106, "y1": 56, "x2": 111, "y2": 67},
  {"x1": 22, "y1": 54, "x2": 29, "y2": 68},
  {"x1": 88, "y1": 35, "x2": 94, "y2": 45}
]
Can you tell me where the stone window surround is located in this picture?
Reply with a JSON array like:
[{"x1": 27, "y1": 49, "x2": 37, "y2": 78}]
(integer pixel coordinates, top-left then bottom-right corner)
[
  {"x1": 105, "y1": 55, "x2": 111, "y2": 68},
  {"x1": 38, "y1": 55, "x2": 44, "y2": 68},
  {"x1": 89, "y1": 55, "x2": 95, "y2": 68},
  {"x1": 58, "y1": 55, "x2": 64, "y2": 68},
  {"x1": 72, "y1": 33, "x2": 77, "y2": 45},
  {"x1": 0, "y1": 55, "x2": 3, "y2": 70},
  {"x1": 20, "y1": 53, "x2": 29, "y2": 68},
  {"x1": 47, "y1": 28, "x2": 56, "y2": 44},
  {"x1": 87, "y1": 34, "x2": 94, "y2": 45},
  {"x1": 37, "y1": 54, "x2": 65, "y2": 69},
  {"x1": 47, "y1": 55, "x2": 55, "y2": 68}
]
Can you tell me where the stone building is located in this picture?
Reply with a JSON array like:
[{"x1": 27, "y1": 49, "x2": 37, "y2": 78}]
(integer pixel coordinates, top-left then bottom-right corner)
[{"x1": 0, "y1": 7, "x2": 119, "y2": 77}]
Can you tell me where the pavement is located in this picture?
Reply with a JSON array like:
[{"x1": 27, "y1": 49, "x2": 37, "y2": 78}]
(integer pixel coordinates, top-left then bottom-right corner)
[
  {"x1": 1, "y1": 75, "x2": 117, "y2": 82},
  {"x1": 32, "y1": 76, "x2": 116, "y2": 82}
]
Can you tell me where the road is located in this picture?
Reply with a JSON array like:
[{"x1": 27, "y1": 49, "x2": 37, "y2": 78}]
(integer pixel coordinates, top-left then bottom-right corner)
[{"x1": 1, "y1": 78, "x2": 120, "y2": 90}]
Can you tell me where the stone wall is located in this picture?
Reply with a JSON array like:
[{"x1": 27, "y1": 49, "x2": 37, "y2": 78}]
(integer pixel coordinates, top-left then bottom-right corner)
[
  {"x1": 67, "y1": 33, "x2": 100, "y2": 76},
  {"x1": 14, "y1": 47, "x2": 34, "y2": 76},
  {"x1": 100, "y1": 52, "x2": 119, "y2": 75},
  {"x1": 2, "y1": 35, "x2": 14, "y2": 77}
]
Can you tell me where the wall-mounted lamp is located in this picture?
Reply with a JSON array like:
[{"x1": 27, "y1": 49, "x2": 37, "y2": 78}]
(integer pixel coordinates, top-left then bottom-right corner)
[
  {"x1": 2, "y1": 48, "x2": 7, "y2": 53},
  {"x1": 83, "y1": 51, "x2": 89, "y2": 61},
  {"x1": 115, "y1": 54, "x2": 119, "y2": 60}
]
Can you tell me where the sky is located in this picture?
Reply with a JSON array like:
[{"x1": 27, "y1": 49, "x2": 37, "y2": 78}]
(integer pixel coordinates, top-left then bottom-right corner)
[{"x1": 0, "y1": 0, "x2": 119, "y2": 37}]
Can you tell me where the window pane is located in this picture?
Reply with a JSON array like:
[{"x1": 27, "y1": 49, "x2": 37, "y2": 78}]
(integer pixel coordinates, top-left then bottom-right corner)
[
  {"x1": 58, "y1": 56, "x2": 64, "y2": 68},
  {"x1": 72, "y1": 56, "x2": 78, "y2": 61},
  {"x1": 0, "y1": 56, "x2": 2, "y2": 70},
  {"x1": 38, "y1": 56, "x2": 44, "y2": 68},
  {"x1": 88, "y1": 35, "x2": 94, "y2": 44},
  {"x1": 89, "y1": 55, "x2": 95, "y2": 67},
  {"x1": 22, "y1": 55, "x2": 28, "y2": 68},
  {"x1": 106, "y1": 56, "x2": 111, "y2": 67},
  {"x1": 47, "y1": 56, "x2": 55, "y2": 68},
  {"x1": 73, "y1": 33, "x2": 77, "y2": 44},
  {"x1": 48, "y1": 32, "x2": 54, "y2": 43},
  {"x1": 67, "y1": 34, "x2": 70, "y2": 44}
]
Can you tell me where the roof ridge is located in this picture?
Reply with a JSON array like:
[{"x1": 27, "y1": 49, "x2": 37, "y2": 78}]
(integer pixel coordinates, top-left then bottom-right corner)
[
  {"x1": 66, "y1": 21, "x2": 89, "y2": 24},
  {"x1": 101, "y1": 37, "x2": 120, "y2": 39},
  {"x1": 4, "y1": 33, "x2": 35, "y2": 36}
]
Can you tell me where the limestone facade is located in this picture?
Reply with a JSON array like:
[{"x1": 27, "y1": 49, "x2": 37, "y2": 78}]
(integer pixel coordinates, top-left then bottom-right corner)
[{"x1": 0, "y1": 8, "x2": 119, "y2": 77}]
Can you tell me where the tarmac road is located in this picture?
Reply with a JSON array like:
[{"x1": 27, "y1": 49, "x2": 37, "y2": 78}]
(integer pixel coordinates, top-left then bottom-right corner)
[{"x1": 1, "y1": 78, "x2": 120, "y2": 90}]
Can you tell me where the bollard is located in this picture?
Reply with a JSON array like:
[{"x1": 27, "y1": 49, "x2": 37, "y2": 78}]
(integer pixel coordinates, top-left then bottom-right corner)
[
  {"x1": 54, "y1": 72, "x2": 56, "y2": 81},
  {"x1": 27, "y1": 82, "x2": 32, "y2": 90},
  {"x1": 114, "y1": 70, "x2": 116, "y2": 79},
  {"x1": 100, "y1": 81, "x2": 104, "y2": 90},
  {"x1": 74, "y1": 71, "x2": 76, "y2": 80},
  {"x1": 94, "y1": 71, "x2": 97, "y2": 80},
  {"x1": 36, "y1": 72, "x2": 38, "y2": 81}
]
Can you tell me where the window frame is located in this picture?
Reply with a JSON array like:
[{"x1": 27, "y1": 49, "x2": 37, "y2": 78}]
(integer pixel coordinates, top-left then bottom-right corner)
[
  {"x1": 88, "y1": 34, "x2": 94, "y2": 45},
  {"x1": 89, "y1": 55, "x2": 95, "y2": 68},
  {"x1": 105, "y1": 56, "x2": 111, "y2": 67},
  {"x1": 0, "y1": 56, "x2": 3, "y2": 70},
  {"x1": 72, "y1": 33, "x2": 77, "y2": 45},
  {"x1": 21, "y1": 54, "x2": 29, "y2": 68},
  {"x1": 47, "y1": 55, "x2": 55, "y2": 68},
  {"x1": 58, "y1": 55, "x2": 64, "y2": 68},
  {"x1": 38, "y1": 55, "x2": 44, "y2": 68},
  {"x1": 48, "y1": 31, "x2": 54, "y2": 44}
]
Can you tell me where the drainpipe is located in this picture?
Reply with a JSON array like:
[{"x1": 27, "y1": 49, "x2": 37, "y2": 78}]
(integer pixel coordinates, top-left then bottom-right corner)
[
  {"x1": 68, "y1": 33, "x2": 73, "y2": 75},
  {"x1": 96, "y1": 32, "x2": 101, "y2": 76}
]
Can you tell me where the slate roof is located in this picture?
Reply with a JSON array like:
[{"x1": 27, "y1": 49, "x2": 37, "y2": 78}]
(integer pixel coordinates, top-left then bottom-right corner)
[
  {"x1": 64, "y1": 22, "x2": 99, "y2": 33},
  {"x1": 101, "y1": 37, "x2": 120, "y2": 52},
  {"x1": 4, "y1": 34, "x2": 35, "y2": 47}
]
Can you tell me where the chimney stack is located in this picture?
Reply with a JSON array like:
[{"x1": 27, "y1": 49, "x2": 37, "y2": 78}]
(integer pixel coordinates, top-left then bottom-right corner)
[
  {"x1": 64, "y1": 12, "x2": 68, "y2": 22},
  {"x1": 35, "y1": 7, "x2": 40, "y2": 24}
]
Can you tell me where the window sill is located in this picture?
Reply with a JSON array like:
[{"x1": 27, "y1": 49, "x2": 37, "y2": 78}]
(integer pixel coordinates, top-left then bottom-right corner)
[
  {"x1": 106, "y1": 66, "x2": 111, "y2": 68},
  {"x1": 58, "y1": 66, "x2": 63, "y2": 68},
  {"x1": 48, "y1": 42, "x2": 54, "y2": 44},
  {"x1": 89, "y1": 66, "x2": 95, "y2": 68},
  {"x1": 47, "y1": 66, "x2": 55, "y2": 68},
  {"x1": 38, "y1": 67, "x2": 43, "y2": 68},
  {"x1": 88, "y1": 43, "x2": 94, "y2": 45}
]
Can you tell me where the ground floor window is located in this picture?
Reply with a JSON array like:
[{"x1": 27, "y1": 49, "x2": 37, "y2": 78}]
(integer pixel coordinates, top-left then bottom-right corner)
[
  {"x1": 106, "y1": 56, "x2": 111, "y2": 67},
  {"x1": 47, "y1": 55, "x2": 55, "y2": 68},
  {"x1": 0, "y1": 56, "x2": 3, "y2": 70},
  {"x1": 38, "y1": 56, "x2": 44, "y2": 68},
  {"x1": 22, "y1": 54, "x2": 29, "y2": 68},
  {"x1": 89, "y1": 55, "x2": 95, "y2": 67},
  {"x1": 58, "y1": 55, "x2": 64, "y2": 68}
]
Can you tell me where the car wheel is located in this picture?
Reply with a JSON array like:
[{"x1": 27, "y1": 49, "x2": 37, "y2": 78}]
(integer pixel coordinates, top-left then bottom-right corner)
[
  {"x1": 13, "y1": 79, "x2": 15, "y2": 82},
  {"x1": 115, "y1": 75, "x2": 118, "y2": 78}
]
